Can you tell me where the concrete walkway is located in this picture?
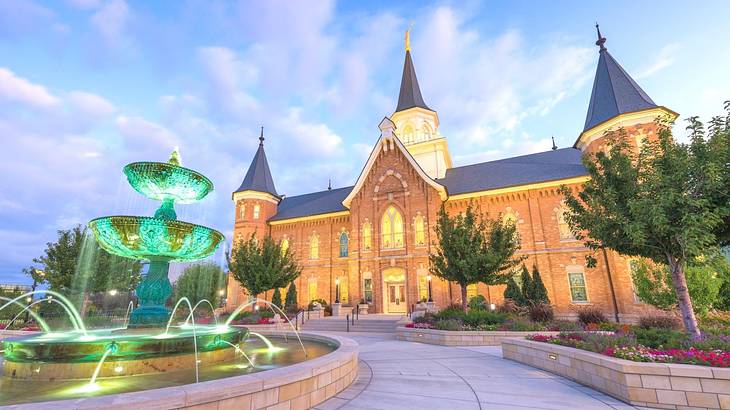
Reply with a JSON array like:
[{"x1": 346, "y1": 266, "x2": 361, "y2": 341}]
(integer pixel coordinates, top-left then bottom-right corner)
[{"x1": 316, "y1": 333, "x2": 639, "y2": 410}]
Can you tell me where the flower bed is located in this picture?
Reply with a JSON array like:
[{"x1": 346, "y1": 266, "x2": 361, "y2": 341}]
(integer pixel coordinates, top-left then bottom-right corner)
[{"x1": 526, "y1": 330, "x2": 730, "y2": 368}]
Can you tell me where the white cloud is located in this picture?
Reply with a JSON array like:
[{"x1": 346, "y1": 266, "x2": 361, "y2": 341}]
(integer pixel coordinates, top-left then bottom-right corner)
[
  {"x1": 116, "y1": 115, "x2": 180, "y2": 153},
  {"x1": 635, "y1": 43, "x2": 680, "y2": 80},
  {"x1": 67, "y1": 91, "x2": 116, "y2": 118},
  {"x1": 197, "y1": 46, "x2": 259, "y2": 119},
  {"x1": 276, "y1": 108, "x2": 343, "y2": 157},
  {"x1": 0, "y1": 68, "x2": 60, "y2": 108},
  {"x1": 90, "y1": 0, "x2": 130, "y2": 49}
]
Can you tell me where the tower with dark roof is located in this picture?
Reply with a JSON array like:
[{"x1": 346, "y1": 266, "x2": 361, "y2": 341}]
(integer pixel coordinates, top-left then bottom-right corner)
[
  {"x1": 232, "y1": 127, "x2": 279, "y2": 242},
  {"x1": 390, "y1": 28, "x2": 452, "y2": 179},
  {"x1": 575, "y1": 25, "x2": 678, "y2": 154}
]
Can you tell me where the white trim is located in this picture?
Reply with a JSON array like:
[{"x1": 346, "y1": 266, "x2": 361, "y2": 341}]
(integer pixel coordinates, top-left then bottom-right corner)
[
  {"x1": 342, "y1": 117, "x2": 447, "y2": 208},
  {"x1": 232, "y1": 190, "x2": 280, "y2": 204}
]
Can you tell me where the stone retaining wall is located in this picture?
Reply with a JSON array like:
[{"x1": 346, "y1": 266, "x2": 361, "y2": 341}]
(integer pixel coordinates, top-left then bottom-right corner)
[
  {"x1": 395, "y1": 326, "x2": 560, "y2": 346},
  {"x1": 11, "y1": 332, "x2": 358, "y2": 410},
  {"x1": 503, "y1": 338, "x2": 730, "y2": 409}
]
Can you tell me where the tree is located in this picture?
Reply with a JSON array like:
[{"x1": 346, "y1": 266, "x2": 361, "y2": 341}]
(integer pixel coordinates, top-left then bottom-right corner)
[
  {"x1": 504, "y1": 277, "x2": 526, "y2": 306},
  {"x1": 174, "y1": 262, "x2": 226, "y2": 307},
  {"x1": 285, "y1": 282, "x2": 298, "y2": 308},
  {"x1": 27, "y1": 225, "x2": 142, "y2": 308},
  {"x1": 529, "y1": 265, "x2": 550, "y2": 305},
  {"x1": 631, "y1": 255, "x2": 728, "y2": 315},
  {"x1": 561, "y1": 113, "x2": 730, "y2": 337},
  {"x1": 227, "y1": 234, "x2": 301, "y2": 306},
  {"x1": 518, "y1": 265, "x2": 533, "y2": 305},
  {"x1": 271, "y1": 287, "x2": 283, "y2": 308},
  {"x1": 429, "y1": 204, "x2": 523, "y2": 311}
]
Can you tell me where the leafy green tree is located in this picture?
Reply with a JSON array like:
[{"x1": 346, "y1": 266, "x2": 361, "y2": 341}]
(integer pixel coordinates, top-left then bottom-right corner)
[
  {"x1": 429, "y1": 204, "x2": 523, "y2": 311},
  {"x1": 174, "y1": 262, "x2": 226, "y2": 307},
  {"x1": 632, "y1": 256, "x2": 728, "y2": 315},
  {"x1": 285, "y1": 282, "x2": 298, "y2": 308},
  {"x1": 561, "y1": 113, "x2": 730, "y2": 336},
  {"x1": 227, "y1": 234, "x2": 301, "y2": 305},
  {"x1": 503, "y1": 277, "x2": 526, "y2": 306},
  {"x1": 271, "y1": 287, "x2": 283, "y2": 308},
  {"x1": 27, "y1": 225, "x2": 142, "y2": 308},
  {"x1": 518, "y1": 265, "x2": 533, "y2": 305},
  {"x1": 529, "y1": 265, "x2": 550, "y2": 305}
]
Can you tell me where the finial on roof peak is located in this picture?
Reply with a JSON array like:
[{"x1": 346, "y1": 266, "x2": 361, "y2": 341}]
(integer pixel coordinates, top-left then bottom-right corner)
[
  {"x1": 259, "y1": 126, "x2": 265, "y2": 146},
  {"x1": 405, "y1": 24, "x2": 413, "y2": 52},
  {"x1": 551, "y1": 136, "x2": 557, "y2": 151},
  {"x1": 595, "y1": 23, "x2": 607, "y2": 52},
  {"x1": 169, "y1": 146, "x2": 181, "y2": 165},
  {"x1": 328, "y1": 179, "x2": 332, "y2": 190}
]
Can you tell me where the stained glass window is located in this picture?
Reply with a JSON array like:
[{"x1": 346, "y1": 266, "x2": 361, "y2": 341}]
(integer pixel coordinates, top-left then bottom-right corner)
[
  {"x1": 281, "y1": 238, "x2": 289, "y2": 256},
  {"x1": 381, "y1": 205, "x2": 404, "y2": 249},
  {"x1": 310, "y1": 234, "x2": 319, "y2": 259},
  {"x1": 568, "y1": 272, "x2": 588, "y2": 302},
  {"x1": 253, "y1": 204, "x2": 260, "y2": 219},
  {"x1": 339, "y1": 232, "x2": 348, "y2": 257},
  {"x1": 362, "y1": 221, "x2": 372, "y2": 251},
  {"x1": 414, "y1": 214, "x2": 425, "y2": 246}
]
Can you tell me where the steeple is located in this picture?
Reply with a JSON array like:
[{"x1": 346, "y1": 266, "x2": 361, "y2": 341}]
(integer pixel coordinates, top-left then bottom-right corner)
[
  {"x1": 234, "y1": 127, "x2": 278, "y2": 196},
  {"x1": 583, "y1": 24, "x2": 658, "y2": 131},
  {"x1": 395, "y1": 28, "x2": 431, "y2": 112}
]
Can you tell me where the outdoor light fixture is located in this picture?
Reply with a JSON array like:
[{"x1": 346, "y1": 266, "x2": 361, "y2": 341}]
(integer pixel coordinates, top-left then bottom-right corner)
[
  {"x1": 108, "y1": 289, "x2": 118, "y2": 296},
  {"x1": 25, "y1": 297, "x2": 32, "y2": 303},
  {"x1": 218, "y1": 289, "x2": 225, "y2": 296},
  {"x1": 490, "y1": 303, "x2": 496, "y2": 311},
  {"x1": 426, "y1": 275, "x2": 433, "y2": 302},
  {"x1": 335, "y1": 278, "x2": 340, "y2": 303}
]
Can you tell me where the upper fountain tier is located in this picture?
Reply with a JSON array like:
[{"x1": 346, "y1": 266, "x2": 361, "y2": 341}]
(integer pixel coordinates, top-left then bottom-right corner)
[{"x1": 124, "y1": 149, "x2": 214, "y2": 204}]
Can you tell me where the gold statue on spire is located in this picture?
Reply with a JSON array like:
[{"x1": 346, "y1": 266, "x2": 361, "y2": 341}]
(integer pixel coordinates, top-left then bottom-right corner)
[{"x1": 405, "y1": 23, "x2": 413, "y2": 52}]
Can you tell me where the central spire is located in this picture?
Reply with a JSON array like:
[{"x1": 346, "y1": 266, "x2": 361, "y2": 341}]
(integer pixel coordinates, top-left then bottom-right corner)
[
  {"x1": 395, "y1": 28, "x2": 431, "y2": 113},
  {"x1": 234, "y1": 127, "x2": 278, "y2": 197}
]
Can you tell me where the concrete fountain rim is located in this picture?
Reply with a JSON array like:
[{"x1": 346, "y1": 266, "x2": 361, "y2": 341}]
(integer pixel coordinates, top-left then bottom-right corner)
[{"x1": 1, "y1": 331, "x2": 359, "y2": 410}]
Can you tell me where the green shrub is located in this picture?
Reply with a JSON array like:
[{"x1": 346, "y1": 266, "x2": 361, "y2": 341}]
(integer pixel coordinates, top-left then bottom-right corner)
[
  {"x1": 468, "y1": 295, "x2": 487, "y2": 310},
  {"x1": 548, "y1": 320, "x2": 583, "y2": 331},
  {"x1": 284, "y1": 282, "x2": 298, "y2": 309},
  {"x1": 461, "y1": 310, "x2": 507, "y2": 327},
  {"x1": 434, "y1": 319, "x2": 462, "y2": 331},
  {"x1": 577, "y1": 307, "x2": 608, "y2": 325},
  {"x1": 633, "y1": 327, "x2": 687, "y2": 349},
  {"x1": 434, "y1": 307, "x2": 466, "y2": 321},
  {"x1": 504, "y1": 317, "x2": 543, "y2": 331},
  {"x1": 308, "y1": 298, "x2": 328, "y2": 310},
  {"x1": 503, "y1": 277, "x2": 526, "y2": 306},
  {"x1": 638, "y1": 315, "x2": 681, "y2": 330},
  {"x1": 271, "y1": 288, "x2": 282, "y2": 308},
  {"x1": 528, "y1": 303, "x2": 554, "y2": 323}
]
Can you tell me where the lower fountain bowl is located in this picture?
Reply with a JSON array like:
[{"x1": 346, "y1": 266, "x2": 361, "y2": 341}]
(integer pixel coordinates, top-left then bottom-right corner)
[{"x1": 3, "y1": 326, "x2": 247, "y2": 380}]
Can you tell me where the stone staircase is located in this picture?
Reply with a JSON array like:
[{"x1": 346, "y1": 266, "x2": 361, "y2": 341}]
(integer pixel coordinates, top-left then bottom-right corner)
[{"x1": 300, "y1": 314, "x2": 405, "y2": 333}]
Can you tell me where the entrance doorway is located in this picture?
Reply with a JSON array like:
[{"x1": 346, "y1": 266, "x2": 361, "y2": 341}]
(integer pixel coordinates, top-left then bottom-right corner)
[{"x1": 382, "y1": 268, "x2": 406, "y2": 314}]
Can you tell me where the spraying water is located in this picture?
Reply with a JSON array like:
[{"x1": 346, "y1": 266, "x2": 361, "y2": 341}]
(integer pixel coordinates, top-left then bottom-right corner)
[
  {"x1": 219, "y1": 340, "x2": 255, "y2": 368},
  {"x1": 183, "y1": 299, "x2": 218, "y2": 327},
  {"x1": 0, "y1": 291, "x2": 86, "y2": 335},
  {"x1": 87, "y1": 343, "x2": 117, "y2": 386},
  {"x1": 249, "y1": 332, "x2": 283, "y2": 353},
  {"x1": 160, "y1": 297, "x2": 200, "y2": 383},
  {"x1": 224, "y1": 298, "x2": 307, "y2": 357},
  {"x1": 0, "y1": 296, "x2": 50, "y2": 332}
]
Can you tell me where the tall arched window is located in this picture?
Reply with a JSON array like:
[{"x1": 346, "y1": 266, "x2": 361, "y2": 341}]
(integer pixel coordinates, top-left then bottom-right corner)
[
  {"x1": 362, "y1": 221, "x2": 372, "y2": 251},
  {"x1": 381, "y1": 205, "x2": 404, "y2": 249},
  {"x1": 403, "y1": 124, "x2": 415, "y2": 143},
  {"x1": 281, "y1": 238, "x2": 289, "y2": 255},
  {"x1": 253, "y1": 204, "x2": 261, "y2": 219},
  {"x1": 339, "y1": 232, "x2": 348, "y2": 257},
  {"x1": 414, "y1": 214, "x2": 425, "y2": 246},
  {"x1": 556, "y1": 205, "x2": 574, "y2": 240},
  {"x1": 309, "y1": 233, "x2": 319, "y2": 259},
  {"x1": 239, "y1": 203, "x2": 246, "y2": 220}
]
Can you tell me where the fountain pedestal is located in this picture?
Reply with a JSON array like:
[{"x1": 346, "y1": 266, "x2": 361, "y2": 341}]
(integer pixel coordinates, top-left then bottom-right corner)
[{"x1": 129, "y1": 259, "x2": 173, "y2": 327}]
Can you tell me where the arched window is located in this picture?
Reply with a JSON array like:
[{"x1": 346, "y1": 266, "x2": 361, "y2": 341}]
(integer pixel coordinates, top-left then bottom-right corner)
[
  {"x1": 239, "y1": 203, "x2": 246, "y2": 220},
  {"x1": 281, "y1": 238, "x2": 289, "y2": 256},
  {"x1": 309, "y1": 233, "x2": 319, "y2": 259},
  {"x1": 362, "y1": 221, "x2": 372, "y2": 251},
  {"x1": 556, "y1": 205, "x2": 574, "y2": 240},
  {"x1": 381, "y1": 205, "x2": 404, "y2": 249},
  {"x1": 403, "y1": 124, "x2": 415, "y2": 144},
  {"x1": 339, "y1": 232, "x2": 348, "y2": 257},
  {"x1": 422, "y1": 123, "x2": 432, "y2": 140},
  {"x1": 502, "y1": 207, "x2": 518, "y2": 225},
  {"x1": 414, "y1": 214, "x2": 425, "y2": 246},
  {"x1": 253, "y1": 204, "x2": 261, "y2": 219}
]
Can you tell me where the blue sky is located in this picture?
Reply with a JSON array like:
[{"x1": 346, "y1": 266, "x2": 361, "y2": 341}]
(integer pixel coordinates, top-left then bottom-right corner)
[{"x1": 1, "y1": 0, "x2": 729, "y2": 285}]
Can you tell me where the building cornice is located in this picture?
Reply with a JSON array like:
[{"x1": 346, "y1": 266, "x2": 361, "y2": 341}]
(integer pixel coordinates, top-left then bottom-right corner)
[
  {"x1": 446, "y1": 176, "x2": 590, "y2": 201},
  {"x1": 575, "y1": 106, "x2": 679, "y2": 151},
  {"x1": 269, "y1": 210, "x2": 350, "y2": 226},
  {"x1": 232, "y1": 190, "x2": 280, "y2": 205}
]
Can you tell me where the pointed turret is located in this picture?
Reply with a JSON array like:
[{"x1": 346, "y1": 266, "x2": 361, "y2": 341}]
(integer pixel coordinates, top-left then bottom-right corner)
[
  {"x1": 395, "y1": 30, "x2": 431, "y2": 112},
  {"x1": 576, "y1": 25, "x2": 677, "y2": 153},
  {"x1": 234, "y1": 127, "x2": 277, "y2": 197}
]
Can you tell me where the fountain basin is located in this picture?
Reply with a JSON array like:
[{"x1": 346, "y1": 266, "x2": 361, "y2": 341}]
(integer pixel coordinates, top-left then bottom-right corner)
[
  {"x1": 3, "y1": 326, "x2": 246, "y2": 380},
  {"x1": 88, "y1": 216, "x2": 224, "y2": 261},
  {"x1": 124, "y1": 161, "x2": 214, "y2": 204}
]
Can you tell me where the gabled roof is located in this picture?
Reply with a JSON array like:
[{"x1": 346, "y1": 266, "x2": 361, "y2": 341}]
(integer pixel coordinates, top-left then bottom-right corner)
[
  {"x1": 583, "y1": 28, "x2": 657, "y2": 131},
  {"x1": 234, "y1": 131, "x2": 277, "y2": 196},
  {"x1": 269, "y1": 186, "x2": 352, "y2": 221},
  {"x1": 438, "y1": 148, "x2": 588, "y2": 196},
  {"x1": 395, "y1": 50, "x2": 431, "y2": 112}
]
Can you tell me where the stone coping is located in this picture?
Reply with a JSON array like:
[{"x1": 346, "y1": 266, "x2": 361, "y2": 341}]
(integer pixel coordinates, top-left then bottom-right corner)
[
  {"x1": 3, "y1": 331, "x2": 359, "y2": 410},
  {"x1": 502, "y1": 338, "x2": 730, "y2": 410},
  {"x1": 395, "y1": 326, "x2": 560, "y2": 346}
]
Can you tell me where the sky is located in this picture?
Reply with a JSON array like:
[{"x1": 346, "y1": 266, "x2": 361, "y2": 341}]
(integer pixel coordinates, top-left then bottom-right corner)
[{"x1": 1, "y1": 0, "x2": 730, "y2": 285}]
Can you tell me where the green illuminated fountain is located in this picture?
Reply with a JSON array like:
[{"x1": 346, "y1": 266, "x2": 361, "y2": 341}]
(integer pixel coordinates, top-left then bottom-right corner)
[{"x1": 88, "y1": 150, "x2": 224, "y2": 327}]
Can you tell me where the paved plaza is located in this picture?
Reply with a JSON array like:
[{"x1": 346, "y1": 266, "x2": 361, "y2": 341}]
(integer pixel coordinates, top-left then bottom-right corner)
[{"x1": 316, "y1": 332, "x2": 639, "y2": 410}]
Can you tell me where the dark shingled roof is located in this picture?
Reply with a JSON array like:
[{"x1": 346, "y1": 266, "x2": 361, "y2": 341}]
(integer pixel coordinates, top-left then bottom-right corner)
[
  {"x1": 234, "y1": 138, "x2": 277, "y2": 196},
  {"x1": 269, "y1": 186, "x2": 353, "y2": 221},
  {"x1": 395, "y1": 50, "x2": 431, "y2": 112},
  {"x1": 437, "y1": 148, "x2": 588, "y2": 196},
  {"x1": 583, "y1": 48, "x2": 657, "y2": 131}
]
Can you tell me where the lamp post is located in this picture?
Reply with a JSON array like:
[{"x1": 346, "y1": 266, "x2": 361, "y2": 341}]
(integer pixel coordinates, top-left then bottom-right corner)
[
  {"x1": 427, "y1": 275, "x2": 433, "y2": 302},
  {"x1": 335, "y1": 278, "x2": 340, "y2": 304}
]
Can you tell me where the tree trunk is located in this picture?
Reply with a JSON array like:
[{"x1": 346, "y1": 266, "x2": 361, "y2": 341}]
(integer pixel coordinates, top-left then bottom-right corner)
[
  {"x1": 666, "y1": 254, "x2": 700, "y2": 338},
  {"x1": 460, "y1": 283, "x2": 468, "y2": 312}
]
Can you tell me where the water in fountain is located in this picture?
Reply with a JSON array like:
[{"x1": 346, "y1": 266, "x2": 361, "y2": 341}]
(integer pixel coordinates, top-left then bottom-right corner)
[{"x1": 225, "y1": 298, "x2": 307, "y2": 357}]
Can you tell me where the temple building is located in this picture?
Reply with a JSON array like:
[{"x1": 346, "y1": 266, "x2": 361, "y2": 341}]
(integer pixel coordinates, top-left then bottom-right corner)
[{"x1": 225, "y1": 27, "x2": 677, "y2": 321}]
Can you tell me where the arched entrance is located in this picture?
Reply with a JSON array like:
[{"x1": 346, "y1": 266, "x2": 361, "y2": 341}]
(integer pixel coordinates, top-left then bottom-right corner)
[{"x1": 382, "y1": 268, "x2": 406, "y2": 314}]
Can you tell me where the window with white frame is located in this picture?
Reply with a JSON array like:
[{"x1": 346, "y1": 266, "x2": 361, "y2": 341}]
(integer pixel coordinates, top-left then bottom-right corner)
[{"x1": 568, "y1": 271, "x2": 588, "y2": 303}]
